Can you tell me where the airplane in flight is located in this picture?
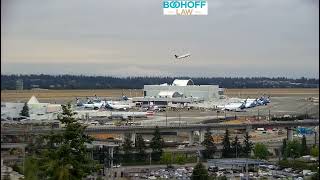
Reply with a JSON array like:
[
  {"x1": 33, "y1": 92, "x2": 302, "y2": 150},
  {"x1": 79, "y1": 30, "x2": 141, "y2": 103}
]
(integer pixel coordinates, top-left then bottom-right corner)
[{"x1": 174, "y1": 53, "x2": 191, "y2": 59}]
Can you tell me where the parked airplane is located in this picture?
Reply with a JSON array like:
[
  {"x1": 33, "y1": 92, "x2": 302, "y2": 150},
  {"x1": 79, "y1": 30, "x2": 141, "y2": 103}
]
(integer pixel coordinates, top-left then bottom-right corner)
[
  {"x1": 76, "y1": 98, "x2": 83, "y2": 106},
  {"x1": 246, "y1": 95, "x2": 271, "y2": 106},
  {"x1": 109, "y1": 111, "x2": 155, "y2": 120},
  {"x1": 83, "y1": 100, "x2": 106, "y2": 109},
  {"x1": 105, "y1": 101, "x2": 132, "y2": 111},
  {"x1": 244, "y1": 98, "x2": 258, "y2": 108},
  {"x1": 217, "y1": 100, "x2": 247, "y2": 111},
  {"x1": 174, "y1": 53, "x2": 191, "y2": 59}
]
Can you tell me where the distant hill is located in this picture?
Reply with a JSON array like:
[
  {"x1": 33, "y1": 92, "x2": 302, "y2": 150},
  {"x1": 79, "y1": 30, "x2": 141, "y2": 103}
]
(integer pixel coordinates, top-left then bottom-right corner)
[{"x1": 1, "y1": 74, "x2": 319, "y2": 90}]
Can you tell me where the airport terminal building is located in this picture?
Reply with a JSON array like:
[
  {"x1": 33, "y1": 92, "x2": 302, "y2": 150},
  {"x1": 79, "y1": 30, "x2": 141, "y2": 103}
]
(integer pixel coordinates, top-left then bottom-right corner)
[{"x1": 133, "y1": 79, "x2": 224, "y2": 106}]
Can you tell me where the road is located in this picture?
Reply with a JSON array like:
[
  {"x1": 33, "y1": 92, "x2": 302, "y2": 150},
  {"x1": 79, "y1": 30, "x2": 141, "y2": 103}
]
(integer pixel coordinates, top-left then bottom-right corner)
[{"x1": 1, "y1": 119, "x2": 318, "y2": 135}]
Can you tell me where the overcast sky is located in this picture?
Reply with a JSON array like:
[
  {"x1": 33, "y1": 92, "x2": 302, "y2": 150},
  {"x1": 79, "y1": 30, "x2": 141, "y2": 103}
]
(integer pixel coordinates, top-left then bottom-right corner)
[{"x1": 1, "y1": 0, "x2": 319, "y2": 78}]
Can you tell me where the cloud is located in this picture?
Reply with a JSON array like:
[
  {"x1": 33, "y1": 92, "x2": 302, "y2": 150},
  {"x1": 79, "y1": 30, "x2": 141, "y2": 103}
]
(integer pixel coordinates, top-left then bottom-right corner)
[{"x1": 1, "y1": 0, "x2": 318, "y2": 78}]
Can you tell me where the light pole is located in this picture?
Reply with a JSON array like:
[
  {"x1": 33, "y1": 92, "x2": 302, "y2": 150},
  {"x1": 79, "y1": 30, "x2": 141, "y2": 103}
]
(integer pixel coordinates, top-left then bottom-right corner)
[{"x1": 165, "y1": 109, "x2": 168, "y2": 127}]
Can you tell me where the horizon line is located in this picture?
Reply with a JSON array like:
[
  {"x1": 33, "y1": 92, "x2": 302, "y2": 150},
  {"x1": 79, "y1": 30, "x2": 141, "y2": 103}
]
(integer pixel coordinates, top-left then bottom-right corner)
[{"x1": 1, "y1": 73, "x2": 319, "y2": 80}]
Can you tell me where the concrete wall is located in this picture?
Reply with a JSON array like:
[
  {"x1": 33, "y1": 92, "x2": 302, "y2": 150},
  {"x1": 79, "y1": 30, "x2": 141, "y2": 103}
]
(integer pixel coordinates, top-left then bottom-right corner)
[{"x1": 144, "y1": 85, "x2": 221, "y2": 101}]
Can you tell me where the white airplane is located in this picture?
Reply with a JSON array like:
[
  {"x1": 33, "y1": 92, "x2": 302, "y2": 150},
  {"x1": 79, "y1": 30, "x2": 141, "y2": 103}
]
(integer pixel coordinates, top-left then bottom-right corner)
[
  {"x1": 217, "y1": 99, "x2": 247, "y2": 111},
  {"x1": 83, "y1": 100, "x2": 106, "y2": 109},
  {"x1": 244, "y1": 99, "x2": 258, "y2": 108},
  {"x1": 105, "y1": 101, "x2": 132, "y2": 111},
  {"x1": 109, "y1": 111, "x2": 155, "y2": 120},
  {"x1": 174, "y1": 53, "x2": 191, "y2": 59}
]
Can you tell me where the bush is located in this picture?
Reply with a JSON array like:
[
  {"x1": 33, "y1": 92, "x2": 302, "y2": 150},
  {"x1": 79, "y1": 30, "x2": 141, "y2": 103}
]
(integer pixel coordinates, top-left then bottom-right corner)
[
  {"x1": 310, "y1": 146, "x2": 319, "y2": 157},
  {"x1": 175, "y1": 154, "x2": 186, "y2": 165},
  {"x1": 278, "y1": 160, "x2": 318, "y2": 171}
]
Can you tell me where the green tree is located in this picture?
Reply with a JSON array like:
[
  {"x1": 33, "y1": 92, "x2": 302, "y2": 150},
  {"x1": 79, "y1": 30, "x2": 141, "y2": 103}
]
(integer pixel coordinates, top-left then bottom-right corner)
[
  {"x1": 24, "y1": 156, "x2": 39, "y2": 180},
  {"x1": 175, "y1": 154, "x2": 186, "y2": 165},
  {"x1": 150, "y1": 126, "x2": 164, "y2": 161},
  {"x1": 20, "y1": 102, "x2": 29, "y2": 117},
  {"x1": 231, "y1": 136, "x2": 242, "y2": 158},
  {"x1": 242, "y1": 132, "x2": 253, "y2": 158},
  {"x1": 253, "y1": 143, "x2": 269, "y2": 160},
  {"x1": 281, "y1": 139, "x2": 287, "y2": 160},
  {"x1": 301, "y1": 135, "x2": 308, "y2": 156},
  {"x1": 160, "y1": 152, "x2": 173, "y2": 167},
  {"x1": 35, "y1": 103, "x2": 99, "y2": 179},
  {"x1": 286, "y1": 140, "x2": 302, "y2": 159},
  {"x1": 191, "y1": 162, "x2": 209, "y2": 180},
  {"x1": 310, "y1": 146, "x2": 319, "y2": 157},
  {"x1": 135, "y1": 134, "x2": 146, "y2": 161},
  {"x1": 201, "y1": 129, "x2": 217, "y2": 159},
  {"x1": 221, "y1": 129, "x2": 231, "y2": 158},
  {"x1": 122, "y1": 134, "x2": 134, "y2": 162}
]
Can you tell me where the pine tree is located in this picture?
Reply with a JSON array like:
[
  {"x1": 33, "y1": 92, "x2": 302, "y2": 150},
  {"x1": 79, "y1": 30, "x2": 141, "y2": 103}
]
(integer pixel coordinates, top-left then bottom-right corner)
[
  {"x1": 191, "y1": 162, "x2": 209, "y2": 180},
  {"x1": 201, "y1": 129, "x2": 217, "y2": 159},
  {"x1": 222, "y1": 129, "x2": 231, "y2": 158},
  {"x1": 122, "y1": 134, "x2": 134, "y2": 162},
  {"x1": 35, "y1": 103, "x2": 99, "y2": 179},
  {"x1": 20, "y1": 102, "x2": 30, "y2": 117},
  {"x1": 281, "y1": 139, "x2": 287, "y2": 160},
  {"x1": 242, "y1": 132, "x2": 253, "y2": 158},
  {"x1": 231, "y1": 136, "x2": 242, "y2": 158},
  {"x1": 150, "y1": 126, "x2": 164, "y2": 161},
  {"x1": 135, "y1": 134, "x2": 146, "y2": 161},
  {"x1": 301, "y1": 135, "x2": 308, "y2": 156}
]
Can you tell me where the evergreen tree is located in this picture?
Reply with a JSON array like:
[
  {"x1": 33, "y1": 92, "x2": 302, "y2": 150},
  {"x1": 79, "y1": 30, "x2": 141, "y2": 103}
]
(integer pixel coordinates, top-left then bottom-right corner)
[
  {"x1": 122, "y1": 134, "x2": 134, "y2": 162},
  {"x1": 253, "y1": 143, "x2": 269, "y2": 160},
  {"x1": 231, "y1": 136, "x2": 242, "y2": 158},
  {"x1": 20, "y1": 102, "x2": 30, "y2": 117},
  {"x1": 113, "y1": 146, "x2": 121, "y2": 166},
  {"x1": 150, "y1": 126, "x2": 164, "y2": 161},
  {"x1": 242, "y1": 132, "x2": 253, "y2": 158},
  {"x1": 281, "y1": 139, "x2": 287, "y2": 160},
  {"x1": 201, "y1": 129, "x2": 217, "y2": 159},
  {"x1": 301, "y1": 135, "x2": 308, "y2": 156},
  {"x1": 135, "y1": 134, "x2": 146, "y2": 161},
  {"x1": 34, "y1": 103, "x2": 99, "y2": 179},
  {"x1": 286, "y1": 140, "x2": 302, "y2": 159},
  {"x1": 191, "y1": 162, "x2": 209, "y2": 180},
  {"x1": 222, "y1": 129, "x2": 231, "y2": 158}
]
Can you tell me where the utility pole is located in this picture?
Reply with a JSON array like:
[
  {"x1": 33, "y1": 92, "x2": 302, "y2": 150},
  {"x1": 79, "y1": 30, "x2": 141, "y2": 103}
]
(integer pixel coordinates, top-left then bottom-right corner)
[
  {"x1": 216, "y1": 110, "x2": 218, "y2": 119},
  {"x1": 165, "y1": 109, "x2": 168, "y2": 127},
  {"x1": 149, "y1": 152, "x2": 152, "y2": 165},
  {"x1": 268, "y1": 109, "x2": 271, "y2": 121},
  {"x1": 305, "y1": 108, "x2": 308, "y2": 119},
  {"x1": 179, "y1": 110, "x2": 181, "y2": 127},
  {"x1": 315, "y1": 131, "x2": 317, "y2": 146},
  {"x1": 236, "y1": 144, "x2": 238, "y2": 158},
  {"x1": 246, "y1": 158, "x2": 249, "y2": 180}
]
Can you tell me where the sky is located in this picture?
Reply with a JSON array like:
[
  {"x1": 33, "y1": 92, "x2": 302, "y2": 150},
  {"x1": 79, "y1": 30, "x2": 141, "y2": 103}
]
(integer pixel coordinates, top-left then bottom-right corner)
[{"x1": 1, "y1": 0, "x2": 319, "y2": 78}]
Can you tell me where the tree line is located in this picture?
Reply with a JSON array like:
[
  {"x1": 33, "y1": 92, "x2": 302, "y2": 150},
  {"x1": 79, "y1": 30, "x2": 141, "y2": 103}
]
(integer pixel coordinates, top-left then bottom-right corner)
[{"x1": 2, "y1": 74, "x2": 319, "y2": 89}]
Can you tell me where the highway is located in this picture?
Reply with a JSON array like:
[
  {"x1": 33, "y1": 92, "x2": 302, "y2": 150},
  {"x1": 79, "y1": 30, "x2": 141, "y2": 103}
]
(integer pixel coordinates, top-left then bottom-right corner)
[{"x1": 1, "y1": 119, "x2": 318, "y2": 135}]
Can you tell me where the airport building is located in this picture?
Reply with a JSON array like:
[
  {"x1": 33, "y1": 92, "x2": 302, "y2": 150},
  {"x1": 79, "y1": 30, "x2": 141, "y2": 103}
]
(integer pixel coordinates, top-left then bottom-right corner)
[{"x1": 133, "y1": 79, "x2": 224, "y2": 106}]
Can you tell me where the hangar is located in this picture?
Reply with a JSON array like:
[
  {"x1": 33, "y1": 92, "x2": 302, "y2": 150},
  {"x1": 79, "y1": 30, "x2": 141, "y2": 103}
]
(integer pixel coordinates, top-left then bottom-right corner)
[{"x1": 132, "y1": 79, "x2": 224, "y2": 106}]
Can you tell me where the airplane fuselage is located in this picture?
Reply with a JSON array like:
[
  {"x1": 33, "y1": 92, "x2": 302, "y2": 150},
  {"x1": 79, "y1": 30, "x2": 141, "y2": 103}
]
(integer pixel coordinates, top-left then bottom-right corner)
[{"x1": 175, "y1": 53, "x2": 191, "y2": 59}]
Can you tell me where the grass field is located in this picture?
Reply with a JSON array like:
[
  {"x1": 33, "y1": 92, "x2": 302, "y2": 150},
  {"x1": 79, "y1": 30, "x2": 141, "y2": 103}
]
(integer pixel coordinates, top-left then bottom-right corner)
[{"x1": 1, "y1": 88, "x2": 319, "y2": 102}]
